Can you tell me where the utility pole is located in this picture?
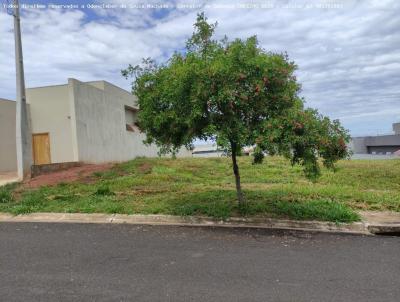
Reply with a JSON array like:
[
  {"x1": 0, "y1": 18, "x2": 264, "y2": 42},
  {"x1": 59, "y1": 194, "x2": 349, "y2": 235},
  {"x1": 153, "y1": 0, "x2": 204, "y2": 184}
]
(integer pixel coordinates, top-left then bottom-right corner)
[{"x1": 13, "y1": 0, "x2": 32, "y2": 180}]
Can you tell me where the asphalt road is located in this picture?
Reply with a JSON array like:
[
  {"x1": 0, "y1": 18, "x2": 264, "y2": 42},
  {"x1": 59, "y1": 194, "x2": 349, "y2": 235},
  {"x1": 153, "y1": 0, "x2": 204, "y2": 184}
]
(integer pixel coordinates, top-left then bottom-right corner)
[{"x1": 0, "y1": 223, "x2": 399, "y2": 302}]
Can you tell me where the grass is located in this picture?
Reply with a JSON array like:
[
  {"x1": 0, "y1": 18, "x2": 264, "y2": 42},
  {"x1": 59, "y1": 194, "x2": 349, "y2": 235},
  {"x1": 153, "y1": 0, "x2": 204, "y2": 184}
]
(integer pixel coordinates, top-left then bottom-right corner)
[
  {"x1": 1, "y1": 156, "x2": 399, "y2": 222},
  {"x1": 0, "y1": 183, "x2": 16, "y2": 204}
]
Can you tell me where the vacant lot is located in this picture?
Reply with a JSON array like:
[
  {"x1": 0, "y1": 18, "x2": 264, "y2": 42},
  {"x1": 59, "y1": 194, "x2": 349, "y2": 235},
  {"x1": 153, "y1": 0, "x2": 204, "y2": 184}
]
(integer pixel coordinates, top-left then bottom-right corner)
[{"x1": 1, "y1": 157, "x2": 399, "y2": 222}]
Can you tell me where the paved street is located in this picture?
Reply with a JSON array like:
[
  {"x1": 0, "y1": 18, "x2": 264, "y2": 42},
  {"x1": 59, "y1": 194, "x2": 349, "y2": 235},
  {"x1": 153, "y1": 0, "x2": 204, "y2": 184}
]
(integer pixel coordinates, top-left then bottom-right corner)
[{"x1": 0, "y1": 223, "x2": 399, "y2": 302}]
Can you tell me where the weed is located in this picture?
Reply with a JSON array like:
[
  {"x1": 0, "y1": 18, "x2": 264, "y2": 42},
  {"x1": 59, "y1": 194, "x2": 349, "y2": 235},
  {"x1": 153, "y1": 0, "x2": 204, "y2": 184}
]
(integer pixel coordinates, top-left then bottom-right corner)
[
  {"x1": 0, "y1": 185, "x2": 14, "y2": 203},
  {"x1": 94, "y1": 185, "x2": 115, "y2": 196}
]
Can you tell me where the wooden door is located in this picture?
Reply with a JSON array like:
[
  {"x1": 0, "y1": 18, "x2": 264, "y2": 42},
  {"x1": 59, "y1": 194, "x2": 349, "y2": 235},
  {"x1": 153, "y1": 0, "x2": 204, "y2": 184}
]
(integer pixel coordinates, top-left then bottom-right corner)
[{"x1": 32, "y1": 133, "x2": 51, "y2": 165}]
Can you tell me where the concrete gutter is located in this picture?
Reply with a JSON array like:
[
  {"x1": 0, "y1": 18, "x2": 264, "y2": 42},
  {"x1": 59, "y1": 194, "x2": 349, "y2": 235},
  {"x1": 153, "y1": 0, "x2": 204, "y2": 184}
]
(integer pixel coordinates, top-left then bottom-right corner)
[
  {"x1": 359, "y1": 211, "x2": 400, "y2": 235},
  {"x1": 0, "y1": 213, "x2": 371, "y2": 235}
]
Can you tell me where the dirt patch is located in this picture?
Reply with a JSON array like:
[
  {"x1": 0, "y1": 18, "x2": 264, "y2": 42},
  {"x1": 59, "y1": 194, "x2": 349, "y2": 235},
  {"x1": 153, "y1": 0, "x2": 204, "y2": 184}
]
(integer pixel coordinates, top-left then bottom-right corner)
[
  {"x1": 138, "y1": 163, "x2": 153, "y2": 174},
  {"x1": 24, "y1": 163, "x2": 114, "y2": 188}
]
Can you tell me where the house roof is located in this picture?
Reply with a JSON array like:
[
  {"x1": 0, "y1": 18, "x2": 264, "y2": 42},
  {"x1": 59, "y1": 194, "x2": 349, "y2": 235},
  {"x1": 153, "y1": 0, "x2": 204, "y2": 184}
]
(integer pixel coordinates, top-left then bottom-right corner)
[{"x1": 0, "y1": 98, "x2": 15, "y2": 102}]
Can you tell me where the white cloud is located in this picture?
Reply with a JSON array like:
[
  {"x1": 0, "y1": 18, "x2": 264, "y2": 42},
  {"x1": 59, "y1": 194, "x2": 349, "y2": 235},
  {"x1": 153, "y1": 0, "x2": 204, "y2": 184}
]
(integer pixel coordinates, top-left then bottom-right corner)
[{"x1": 0, "y1": 0, "x2": 399, "y2": 136}]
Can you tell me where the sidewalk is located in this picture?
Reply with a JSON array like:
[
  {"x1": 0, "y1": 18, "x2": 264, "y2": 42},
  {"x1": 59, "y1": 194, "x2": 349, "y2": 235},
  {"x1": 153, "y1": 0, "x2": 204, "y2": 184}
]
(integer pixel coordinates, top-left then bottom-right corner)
[{"x1": 1, "y1": 211, "x2": 399, "y2": 235}]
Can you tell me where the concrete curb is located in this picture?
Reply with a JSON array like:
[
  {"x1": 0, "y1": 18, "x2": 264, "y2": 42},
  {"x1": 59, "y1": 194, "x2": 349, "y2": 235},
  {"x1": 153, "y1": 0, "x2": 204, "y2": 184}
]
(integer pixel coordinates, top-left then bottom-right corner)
[
  {"x1": 0, "y1": 213, "x2": 371, "y2": 235},
  {"x1": 359, "y1": 211, "x2": 400, "y2": 235},
  {"x1": 366, "y1": 224, "x2": 400, "y2": 235}
]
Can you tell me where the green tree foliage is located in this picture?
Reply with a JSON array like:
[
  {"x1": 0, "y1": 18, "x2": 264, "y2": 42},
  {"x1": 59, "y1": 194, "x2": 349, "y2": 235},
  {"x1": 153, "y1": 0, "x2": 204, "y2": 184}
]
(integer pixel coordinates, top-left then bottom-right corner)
[{"x1": 122, "y1": 13, "x2": 350, "y2": 206}]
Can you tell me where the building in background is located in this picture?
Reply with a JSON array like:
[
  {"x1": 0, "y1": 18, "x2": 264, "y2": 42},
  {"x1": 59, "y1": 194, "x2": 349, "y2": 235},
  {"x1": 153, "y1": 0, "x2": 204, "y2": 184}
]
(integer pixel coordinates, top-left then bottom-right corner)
[
  {"x1": 350, "y1": 122, "x2": 400, "y2": 156},
  {"x1": 192, "y1": 144, "x2": 253, "y2": 157},
  {"x1": 192, "y1": 144, "x2": 226, "y2": 157},
  {"x1": 0, "y1": 79, "x2": 190, "y2": 173}
]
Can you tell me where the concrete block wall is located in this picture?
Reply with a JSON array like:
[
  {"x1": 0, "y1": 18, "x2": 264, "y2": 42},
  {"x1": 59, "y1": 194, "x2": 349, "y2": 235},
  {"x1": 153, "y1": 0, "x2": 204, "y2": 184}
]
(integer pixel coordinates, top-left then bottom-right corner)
[
  {"x1": 349, "y1": 137, "x2": 368, "y2": 154},
  {"x1": 1, "y1": 79, "x2": 191, "y2": 173},
  {"x1": 69, "y1": 78, "x2": 190, "y2": 164},
  {"x1": 26, "y1": 84, "x2": 76, "y2": 164},
  {"x1": 0, "y1": 99, "x2": 17, "y2": 172}
]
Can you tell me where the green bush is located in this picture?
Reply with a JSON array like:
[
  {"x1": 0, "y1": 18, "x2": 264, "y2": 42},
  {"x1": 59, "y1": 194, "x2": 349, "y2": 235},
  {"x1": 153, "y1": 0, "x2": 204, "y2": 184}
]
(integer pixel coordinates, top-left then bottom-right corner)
[
  {"x1": 94, "y1": 185, "x2": 115, "y2": 196},
  {"x1": 252, "y1": 150, "x2": 265, "y2": 165},
  {"x1": 0, "y1": 185, "x2": 14, "y2": 203}
]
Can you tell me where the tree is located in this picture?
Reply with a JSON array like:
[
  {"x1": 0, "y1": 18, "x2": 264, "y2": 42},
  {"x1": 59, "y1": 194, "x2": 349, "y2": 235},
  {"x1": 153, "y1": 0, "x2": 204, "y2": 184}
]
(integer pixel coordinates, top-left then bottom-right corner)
[{"x1": 122, "y1": 13, "x2": 350, "y2": 207}]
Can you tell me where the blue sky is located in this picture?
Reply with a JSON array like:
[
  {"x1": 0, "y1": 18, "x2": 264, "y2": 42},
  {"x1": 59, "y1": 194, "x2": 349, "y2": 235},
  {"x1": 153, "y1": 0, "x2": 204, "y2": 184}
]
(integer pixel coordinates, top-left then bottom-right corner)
[{"x1": 1, "y1": 0, "x2": 399, "y2": 136}]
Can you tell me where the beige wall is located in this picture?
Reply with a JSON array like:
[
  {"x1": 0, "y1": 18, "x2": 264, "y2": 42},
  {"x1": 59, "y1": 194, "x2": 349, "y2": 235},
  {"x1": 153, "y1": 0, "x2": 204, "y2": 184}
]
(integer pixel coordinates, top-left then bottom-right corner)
[
  {"x1": 2, "y1": 79, "x2": 191, "y2": 171},
  {"x1": 20, "y1": 79, "x2": 190, "y2": 167},
  {"x1": 69, "y1": 79, "x2": 191, "y2": 163},
  {"x1": 0, "y1": 99, "x2": 17, "y2": 172},
  {"x1": 26, "y1": 85, "x2": 75, "y2": 164},
  {"x1": 69, "y1": 79, "x2": 160, "y2": 163}
]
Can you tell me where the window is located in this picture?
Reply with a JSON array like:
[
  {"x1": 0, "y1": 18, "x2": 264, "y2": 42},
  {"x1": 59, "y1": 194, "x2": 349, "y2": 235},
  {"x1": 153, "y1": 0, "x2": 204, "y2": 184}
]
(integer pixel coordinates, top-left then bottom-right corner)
[{"x1": 125, "y1": 106, "x2": 139, "y2": 132}]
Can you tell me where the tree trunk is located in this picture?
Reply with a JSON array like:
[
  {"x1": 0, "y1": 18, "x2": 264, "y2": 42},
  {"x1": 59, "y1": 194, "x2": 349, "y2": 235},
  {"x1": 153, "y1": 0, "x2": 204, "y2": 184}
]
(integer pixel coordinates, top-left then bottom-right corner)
[{"x1": 230, "y1": 141, "x2": 245, "y2": 205}]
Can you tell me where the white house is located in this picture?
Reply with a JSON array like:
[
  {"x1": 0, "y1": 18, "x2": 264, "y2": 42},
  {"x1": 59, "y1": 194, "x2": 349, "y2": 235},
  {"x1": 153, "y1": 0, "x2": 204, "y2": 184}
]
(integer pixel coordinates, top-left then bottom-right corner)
[{"x1": 0, "y1": 78, "x2": 190, "y2": 173}]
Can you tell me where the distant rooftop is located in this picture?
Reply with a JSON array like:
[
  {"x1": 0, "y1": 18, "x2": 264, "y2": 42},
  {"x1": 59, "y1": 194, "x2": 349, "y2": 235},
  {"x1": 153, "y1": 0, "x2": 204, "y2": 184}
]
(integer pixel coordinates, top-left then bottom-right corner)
[{"x1": 193, "y1": 144, "x2": 219, "y2": 153}]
